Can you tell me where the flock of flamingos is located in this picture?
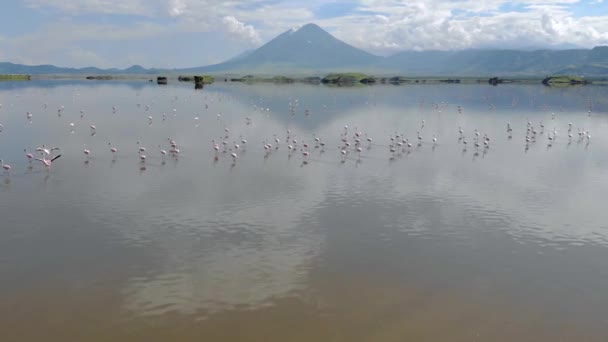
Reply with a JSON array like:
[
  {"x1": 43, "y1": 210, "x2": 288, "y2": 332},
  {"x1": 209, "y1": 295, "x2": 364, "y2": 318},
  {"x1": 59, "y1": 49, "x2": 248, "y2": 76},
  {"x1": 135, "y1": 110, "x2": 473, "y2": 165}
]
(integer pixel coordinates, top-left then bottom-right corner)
[{"x1": 0, "y1": 90, "x2": 597, "y2": 176}]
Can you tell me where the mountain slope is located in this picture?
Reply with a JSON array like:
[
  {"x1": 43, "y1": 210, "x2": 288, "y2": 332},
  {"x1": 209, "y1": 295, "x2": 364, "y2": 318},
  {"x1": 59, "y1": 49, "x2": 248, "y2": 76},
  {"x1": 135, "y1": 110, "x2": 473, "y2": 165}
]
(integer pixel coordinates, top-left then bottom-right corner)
[{"x1": 188, "y1": 23, "x2": 381, "y2": 73}]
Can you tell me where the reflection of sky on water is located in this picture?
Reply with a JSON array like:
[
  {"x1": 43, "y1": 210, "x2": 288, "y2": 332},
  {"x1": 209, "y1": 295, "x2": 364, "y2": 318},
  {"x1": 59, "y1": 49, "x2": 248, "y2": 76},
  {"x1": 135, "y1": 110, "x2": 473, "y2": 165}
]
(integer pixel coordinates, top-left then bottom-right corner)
[{"x1": 1, "y1": 81, "x2": 608, "y2": 320}]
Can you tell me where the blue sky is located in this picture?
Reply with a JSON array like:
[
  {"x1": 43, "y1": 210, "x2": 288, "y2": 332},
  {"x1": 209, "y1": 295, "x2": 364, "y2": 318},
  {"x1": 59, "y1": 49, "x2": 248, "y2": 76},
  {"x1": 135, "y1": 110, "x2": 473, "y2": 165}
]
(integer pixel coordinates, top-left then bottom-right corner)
[{"x1": 1, "y1": 0, "x2": 607, "y2": 68}]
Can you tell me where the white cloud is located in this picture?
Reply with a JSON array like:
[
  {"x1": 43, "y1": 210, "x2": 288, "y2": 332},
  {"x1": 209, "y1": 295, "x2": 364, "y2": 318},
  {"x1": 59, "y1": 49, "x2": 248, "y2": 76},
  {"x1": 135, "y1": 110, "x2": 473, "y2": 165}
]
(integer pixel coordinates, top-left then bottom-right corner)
[
  {"x1": 320, "y1": 0, "x2": 608, "y2": 53},
  {"x1": 7, "y1": 0, "x2": 608, "y2": 67},
  {"x1": 24, "y1": 0, "x2": 157, "y2": 16},
  {"x1": 168, "y1": 0, "x2": 186, "y2": 17},
  {"x1": 221, "y1": 16, "x2": 262, "y2": 45}
]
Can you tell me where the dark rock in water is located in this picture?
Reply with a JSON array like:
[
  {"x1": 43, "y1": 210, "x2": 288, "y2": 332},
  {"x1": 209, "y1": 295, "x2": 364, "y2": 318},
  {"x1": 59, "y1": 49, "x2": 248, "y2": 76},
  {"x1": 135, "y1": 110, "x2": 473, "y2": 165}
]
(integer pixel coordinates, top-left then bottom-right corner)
[
  {"x1": 360, "y1": 77, "x2": 377, "y2": 84},
  {"x1": 86, "y1": 75, "x2": 113, "y2": 80},
  {"x1": 488, "y1": 77, "x2": 502, "y2": 85},
  {"x1": 194, "y1": 83, "x2": 203, "y2": 90},
  {"x1": 440, "y1": 79, "x2": 461, "y2": 83},
  {"x1": 157, "y1": 76, "x2": 168, "y2": 84},
  {"x1": 388, "y1": 76, "x2": 408, "y2": 84}
]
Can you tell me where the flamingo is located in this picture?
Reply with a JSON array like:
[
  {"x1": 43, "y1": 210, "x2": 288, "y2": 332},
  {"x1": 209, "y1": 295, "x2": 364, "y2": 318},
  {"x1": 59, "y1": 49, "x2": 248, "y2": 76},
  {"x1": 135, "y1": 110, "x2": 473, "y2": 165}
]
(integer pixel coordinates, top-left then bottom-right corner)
[
  {"x1": 24, "y1": 149, "x2": 34, "y2": 162},
  {"x1": 36, "y1": 154, "x2": 61, "y2": 168},
  {"x1": 159, "y1": 145, "x2": 167, "y2": 156},
  {"x1": 0, "y1": 159, "x2": 11, "y2": 174},
  {"x1": 108, "y1": 143, "x2": 118, "y2": 154},
  {"x1": 137, "y1": 141, "x2": 146, "y2": 153},
  {"x1": 36, "y1": 146, "x2": 50, "y2": 156}
]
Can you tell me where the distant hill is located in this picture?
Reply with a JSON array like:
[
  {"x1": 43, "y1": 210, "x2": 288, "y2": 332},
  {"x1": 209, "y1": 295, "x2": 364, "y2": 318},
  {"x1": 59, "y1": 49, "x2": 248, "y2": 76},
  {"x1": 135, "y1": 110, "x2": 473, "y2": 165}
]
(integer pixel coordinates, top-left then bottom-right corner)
[
  {"x1": 1, "y1": 23, "x2": 608, "y2": 76},
  {"x1": 0, "y1": 62, "x2": 159, "y2": 75},
  {"x1": 382, "y1": 47, "x2": 608, "y2": 76}
]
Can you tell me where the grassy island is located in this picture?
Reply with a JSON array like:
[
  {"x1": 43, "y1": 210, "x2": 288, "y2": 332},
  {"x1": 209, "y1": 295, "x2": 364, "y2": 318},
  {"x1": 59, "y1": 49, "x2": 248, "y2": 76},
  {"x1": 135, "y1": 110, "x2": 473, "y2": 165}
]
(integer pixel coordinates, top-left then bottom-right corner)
[
  {"x1": 321, "y1": 73, "x2": 370, "y2": 84},
  {"x1": 178, "y1": 75, "x2": 215, "y2": 84},
  {"x1": 0, "y1": 74, "x2": 31, "y2": 81},
  {"x1": 542, "y1": 75, "x2": 589, "y2": 86}
]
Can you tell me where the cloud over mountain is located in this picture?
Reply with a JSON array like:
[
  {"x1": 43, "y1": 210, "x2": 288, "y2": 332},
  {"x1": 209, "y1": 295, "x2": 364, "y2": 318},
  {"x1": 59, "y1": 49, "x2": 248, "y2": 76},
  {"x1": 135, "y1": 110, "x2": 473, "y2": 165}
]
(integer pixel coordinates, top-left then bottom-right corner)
[{"x1": 2, "y1": 0, "x2": 608, "y2": 68}]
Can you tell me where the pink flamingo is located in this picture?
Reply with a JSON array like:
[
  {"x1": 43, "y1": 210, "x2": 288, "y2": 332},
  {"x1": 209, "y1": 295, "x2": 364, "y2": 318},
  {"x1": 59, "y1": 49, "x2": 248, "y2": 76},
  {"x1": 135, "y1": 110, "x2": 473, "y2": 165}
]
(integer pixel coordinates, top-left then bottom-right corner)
[
  {"x1": 36, "y1": 154, "x2": 61, "y2": 168},
  {"x1": 108, "y1": 143, "x2": 118, "y2": 154},
  {"x1": 159, "y1": 145, "x2": 167, "y2": 156},
  {"x1": 24, "y1": 149, "x2": 34, "y2": 162},
  {"x1": 0, "y1": 159, "x2": 11, "y2": 174},
  {"x1": 36, "y1": 146, "x2": 50, "y2": 156}
]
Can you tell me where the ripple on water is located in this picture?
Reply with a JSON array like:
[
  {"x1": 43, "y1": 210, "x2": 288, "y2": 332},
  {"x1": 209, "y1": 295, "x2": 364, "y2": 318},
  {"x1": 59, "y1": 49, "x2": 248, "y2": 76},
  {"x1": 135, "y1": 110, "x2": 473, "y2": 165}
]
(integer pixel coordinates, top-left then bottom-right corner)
[{"x1": 2, "y1": 82, "x2": 608, "y2": 340}]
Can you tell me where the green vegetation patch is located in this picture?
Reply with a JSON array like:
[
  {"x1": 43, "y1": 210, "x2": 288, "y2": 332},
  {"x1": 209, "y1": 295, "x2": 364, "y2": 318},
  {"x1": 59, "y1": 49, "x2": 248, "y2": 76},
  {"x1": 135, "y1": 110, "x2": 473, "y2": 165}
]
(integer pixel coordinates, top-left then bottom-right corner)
[
  {"x1": 321, "y1": 73, "x2": 370, "y2": 84},
  {"x1": 542, "y1": 75, "x2": 589, "y2": 86},
  {"x1": 0, "y1": 74, "x2": 31, "y2": 80},
  {"x1": 178, "y1": 75, "x2": 215, "y2": 83}
]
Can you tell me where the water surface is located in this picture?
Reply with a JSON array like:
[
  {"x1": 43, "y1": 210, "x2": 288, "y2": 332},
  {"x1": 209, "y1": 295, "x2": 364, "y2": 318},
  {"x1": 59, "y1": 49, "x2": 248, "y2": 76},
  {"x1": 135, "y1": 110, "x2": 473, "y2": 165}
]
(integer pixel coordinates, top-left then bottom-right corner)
[{"x1": 1, "y1": 80, "x2": 608, "y2": 341}]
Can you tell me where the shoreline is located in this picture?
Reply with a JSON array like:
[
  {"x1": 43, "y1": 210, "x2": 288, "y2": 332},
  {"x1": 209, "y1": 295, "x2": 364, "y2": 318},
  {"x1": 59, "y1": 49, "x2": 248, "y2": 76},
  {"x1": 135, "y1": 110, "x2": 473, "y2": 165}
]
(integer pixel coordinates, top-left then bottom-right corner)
[{"x1": 5, "y1": 73, "x2": 607, "y2": 86}]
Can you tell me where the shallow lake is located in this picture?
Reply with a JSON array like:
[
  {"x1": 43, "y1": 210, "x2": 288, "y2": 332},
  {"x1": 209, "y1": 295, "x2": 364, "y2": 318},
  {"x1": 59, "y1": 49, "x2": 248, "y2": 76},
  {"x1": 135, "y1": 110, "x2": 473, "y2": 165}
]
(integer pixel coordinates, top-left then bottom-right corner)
[{"x1": 1, "y1": 80, "x2": 608, "y2": 341}]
